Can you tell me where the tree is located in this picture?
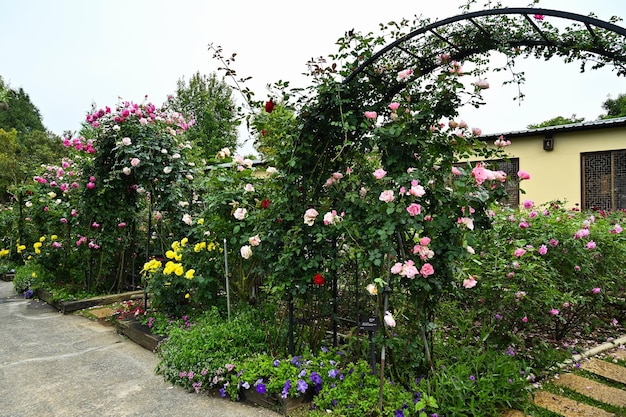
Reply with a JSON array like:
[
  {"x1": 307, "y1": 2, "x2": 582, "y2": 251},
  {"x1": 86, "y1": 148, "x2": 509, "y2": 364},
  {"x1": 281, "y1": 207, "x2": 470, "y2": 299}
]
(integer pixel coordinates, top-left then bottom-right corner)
[
  {"x1": 0, "y1": 86, "x2": 45, "y2": 134},
  {"x1": 168, "y1": 72, "x2": 240, "y2": 162},
  {"x1": 527, "y1": 114, "x2": 584, "y2": 129},
  {"x1": 600, "y1": 93, "x2": 626, "y2": 119}
]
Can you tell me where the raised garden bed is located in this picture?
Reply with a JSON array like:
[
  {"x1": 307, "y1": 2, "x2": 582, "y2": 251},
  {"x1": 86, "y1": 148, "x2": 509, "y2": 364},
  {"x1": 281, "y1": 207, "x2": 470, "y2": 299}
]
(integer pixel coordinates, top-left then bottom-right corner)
[
  {"x1": 35, "y1": 288, "x2": 144, "y2": 314},
  {"x1": 0, "y1": 272, "x2": 15, "y2": 282},
  {"x1": 115, "y1": 318, "x2": 165, "y2": 352}
]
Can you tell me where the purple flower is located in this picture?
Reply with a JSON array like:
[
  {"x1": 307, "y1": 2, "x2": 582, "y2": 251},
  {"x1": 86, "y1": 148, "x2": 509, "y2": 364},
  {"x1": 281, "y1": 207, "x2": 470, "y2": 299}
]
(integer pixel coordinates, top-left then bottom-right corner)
[
  {"x1": 281, "y1": 380, "x2": 291, "y2": 399},
  {"x1": 273, "y1": 359, "x2": 280, "y2": 367},
  {"x1": 395, "y1": 410, "x2": 405, "y2": 417},
  {"x1": 328, "y1": 369, "x2": 339, "y2": 378},
  {"x1": 255, "y1": 382, "x2": 267, "y2": 395},
  {"x1": 296, "y1": 379, "x2": 308, "y2": 393},
  {"x1": 219, "y1": 387, "x2": 226, "y2": 398},
  {"x1": 469, "y1": 375, "x2": 475, "y2": 381}
]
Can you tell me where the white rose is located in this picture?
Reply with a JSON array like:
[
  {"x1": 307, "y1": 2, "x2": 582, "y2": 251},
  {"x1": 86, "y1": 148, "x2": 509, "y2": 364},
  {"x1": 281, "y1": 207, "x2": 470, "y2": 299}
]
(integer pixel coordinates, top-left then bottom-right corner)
[{"x1": 240, "y1": 245, "x2": 252, "y2": 259}]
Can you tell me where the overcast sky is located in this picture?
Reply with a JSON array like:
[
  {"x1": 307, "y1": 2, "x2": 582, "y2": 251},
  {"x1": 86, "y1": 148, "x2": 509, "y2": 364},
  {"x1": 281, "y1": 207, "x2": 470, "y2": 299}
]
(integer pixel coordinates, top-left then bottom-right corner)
[{"x1": 1, "y1": 0, "x2": 625, "y2": 155}]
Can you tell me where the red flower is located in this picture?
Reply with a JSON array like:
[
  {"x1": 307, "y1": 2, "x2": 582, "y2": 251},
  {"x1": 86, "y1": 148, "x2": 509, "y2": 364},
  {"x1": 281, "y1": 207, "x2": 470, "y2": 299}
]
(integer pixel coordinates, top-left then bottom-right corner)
[
  {"x1": 313, "y1": 273, "x2": 325, "y2": 286},
  {"x1": 264, "y1": 99, "x2": 275, "y2": 113},
  {"x1": 261, "y1": 199, "x2": 271, "y2": 209},
  {"x1": 533, "y1": 14, "x2": 545, "y2": 20}
]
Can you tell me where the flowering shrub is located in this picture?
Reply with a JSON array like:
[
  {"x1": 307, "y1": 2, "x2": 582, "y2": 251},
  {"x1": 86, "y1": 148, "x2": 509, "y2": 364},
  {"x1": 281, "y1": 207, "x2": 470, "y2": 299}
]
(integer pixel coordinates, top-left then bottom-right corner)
[
  {"x1": 142, "y1": 236, "x2": 224, "y2": 316},
  {"x1": 462, "y1": 202, "x2": 626, "y2": 350}
]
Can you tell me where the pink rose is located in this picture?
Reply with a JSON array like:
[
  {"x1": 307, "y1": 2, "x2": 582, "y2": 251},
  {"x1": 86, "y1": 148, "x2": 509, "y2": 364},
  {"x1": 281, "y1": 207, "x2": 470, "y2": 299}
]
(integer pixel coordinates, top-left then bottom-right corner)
[
  {"x1": 419, "y1": 237, "x2": 431, "y2": 246},
  {"x1": 373, "y1": 169, "x2": 387, "y2": 179},
  {"x1": 420, "y1": 263, "x2": 434, "y2": 278},
  {"x1": 396, "y1": 69, "x2": 413, "y2": 81},
  {"x1": 364, "y1": 111, "x2": 377, "y2": 119},
  {"x1": 517, "y1": 170, "x2": 531, "y2": 180},
  {"x1": 384, "y1": 311, "x2": 396, "y2": 328},
  {"x1": 388, "y1": 102, "x2": 400, "y2": 111},
  {"x1": 130, "y1": 158, "x2": 140, "y2": 167},
  {"x1": 379, "y1": 190, "x2": 395, "y2": 203},
  {"x1": 513, "y1": 248, "x2": 526, "y2": 257},
  {"x1": 538, "y1": 245, "x2": 548, "y2": 255},
  {"x1": 406, "y1": 203, "x2": 422, "y2": 217},
  {"x1": 592, "y1": 287, "x2": 601, "y2": 294},
  {"x1": 474, "y1": 79, "x2": 489, "y2": 89},
  {"x1": 463, "y1": 276, "x2": 477, "y2": 289},
  {"x1": 390, "y1": 262, "x2": 403, "y2": 275}
]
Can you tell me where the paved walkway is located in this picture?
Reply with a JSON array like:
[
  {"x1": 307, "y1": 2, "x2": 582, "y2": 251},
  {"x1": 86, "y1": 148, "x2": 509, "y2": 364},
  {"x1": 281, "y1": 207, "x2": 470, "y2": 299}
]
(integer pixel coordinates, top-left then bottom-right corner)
[{"x1": 0, "y1": 280, "x2": 279, "y2": 417}]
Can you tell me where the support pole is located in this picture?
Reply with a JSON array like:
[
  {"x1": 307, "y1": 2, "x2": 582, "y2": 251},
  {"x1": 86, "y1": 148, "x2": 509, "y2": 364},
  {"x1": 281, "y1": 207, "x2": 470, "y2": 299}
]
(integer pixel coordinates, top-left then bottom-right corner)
[{"x1": 223, "y1": 238, "x2": 231, "y2": 321}]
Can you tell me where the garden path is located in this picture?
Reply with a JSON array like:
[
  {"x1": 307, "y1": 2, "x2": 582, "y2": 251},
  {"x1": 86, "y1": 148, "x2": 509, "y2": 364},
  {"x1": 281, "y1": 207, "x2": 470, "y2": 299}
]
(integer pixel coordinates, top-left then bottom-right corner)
[
  {"x1": 0, "y1": 280, "x2": 279, "y2": 417},
  {"x1": 503, "y1": 339, "x2": 626, "y2": 416}
]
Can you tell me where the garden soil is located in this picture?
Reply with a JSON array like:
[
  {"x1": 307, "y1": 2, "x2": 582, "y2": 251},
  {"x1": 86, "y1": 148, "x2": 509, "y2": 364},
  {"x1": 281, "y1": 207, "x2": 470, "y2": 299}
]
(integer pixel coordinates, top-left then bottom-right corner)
[{"x1": 0, "y1": 280, "x2": 279, "y2": 417}]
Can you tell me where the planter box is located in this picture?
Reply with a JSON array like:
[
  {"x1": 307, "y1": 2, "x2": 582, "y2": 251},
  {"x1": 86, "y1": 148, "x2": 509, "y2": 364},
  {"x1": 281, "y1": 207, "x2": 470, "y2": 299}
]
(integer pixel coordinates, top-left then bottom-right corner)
[
  {"x1": 0, "y1": 272, "x2": 15, "y2": 282},
  {"x1": 116, "y1": 318, "x2": 165, "y2": 352},
  {"x1": 35, "y1": 288, "x2": 144, "y2": 314},
  {"x1": 242, "y1": 388, "x2": 312, "y2": 416}
]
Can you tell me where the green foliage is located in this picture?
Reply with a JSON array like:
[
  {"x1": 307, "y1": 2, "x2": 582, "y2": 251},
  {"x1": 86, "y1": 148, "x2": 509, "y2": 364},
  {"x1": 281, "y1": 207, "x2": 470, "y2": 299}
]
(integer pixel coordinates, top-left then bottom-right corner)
[
  {"x1": 12, "y1": 261, "x2": 43, "y2": 295},
  {"x1": 155, "y1": 304, "x2": 286, "y2": 393},
  {"x1": 527, "y1": 115, "x2": 585, "y2": 129},
  {"x1": 167, "y1": 72, "x2": 240, "y2": 162},
  {"x1": 419, "y1": 345, "x2": 531, "y2": 417},
  {"x1": 0, "y1": 86, "x2": 45, "y2": 133},
  {"x1": 600, "y1": 93, "x2": 626, "y2": 119},
  {"x1": 460, "y1": 202, "x2": 626, "y2": 362}
]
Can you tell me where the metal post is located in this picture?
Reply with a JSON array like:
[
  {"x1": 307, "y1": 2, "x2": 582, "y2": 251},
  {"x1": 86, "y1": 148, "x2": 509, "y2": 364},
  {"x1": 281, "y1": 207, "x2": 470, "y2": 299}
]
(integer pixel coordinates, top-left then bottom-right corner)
[{"x1": 223, "y1": 238, "x2": 231, "y2": 321}]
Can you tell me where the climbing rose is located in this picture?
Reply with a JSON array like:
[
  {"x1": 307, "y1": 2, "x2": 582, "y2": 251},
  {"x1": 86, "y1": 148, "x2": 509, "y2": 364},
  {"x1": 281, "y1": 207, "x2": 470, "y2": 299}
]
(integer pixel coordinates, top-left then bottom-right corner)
[
  {"x1": 303, "y1": 208, "x2": 319, "y2": 226},
  {"x1": 122, "y1": 167, "x2": 131, "y2": 175},
  {"x1": 248, "y1": 234, "x2": 261, "y2": 246},
  {"x1": 122, "y1": 137, "x2": 132, "y2": 146},
  {"x1": 373, "y1": 168, "x2": 387, "y2": 179},
  {"x1": 384, "y1": 311, "x2": 396, "y2": 328},
  {"x1": 396, "y1": 68, "x2": 413, "y2": 81},
  {"x1": 313, "y1": 273, "x2": 325, "y2": 285},
  {"x1": 240, "y1": 245, "x2": 252, "y2": 259},
  {"x1": 420, "y1": 263, "x2": 434, "y2": 278},
  {"x1": 364, "y1": 111, "x2": 377, "y2": 119},
  {"x1": 379, "y1": 190, "x2": 395, "y2": 203},
  {"x1": 233, "y1": 208, "x2": 247, "y2": 220},
  {"x1": 388, "y1": 102, "x2": 400, "y2": 110},
  {"x1": 130, "y1": 158, "x2": 140, "y2": 167},
  {"x1": 517, "y1": 170, "x2": 531, "y2": 180},
  {"x1": 406, "y1": 203, "x2": 421, "y2": 217},
  {"x1": 463, "y1": 276, "x2": 477, "y2": 288},
  {"x1": 474, "y1": 79, "x2": 489, "y2": 89}
]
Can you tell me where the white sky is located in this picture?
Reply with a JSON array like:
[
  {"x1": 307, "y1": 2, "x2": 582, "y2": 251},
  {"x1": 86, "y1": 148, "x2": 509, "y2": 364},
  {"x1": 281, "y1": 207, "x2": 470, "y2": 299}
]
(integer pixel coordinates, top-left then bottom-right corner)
[{"x1": 1, "y1": 0, "x2": 625, "y2": 155}]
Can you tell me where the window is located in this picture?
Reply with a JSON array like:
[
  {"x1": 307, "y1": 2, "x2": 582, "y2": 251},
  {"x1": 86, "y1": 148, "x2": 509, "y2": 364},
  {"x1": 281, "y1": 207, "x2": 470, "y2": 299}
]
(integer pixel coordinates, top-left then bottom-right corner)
[{"x1": 582, "y1": 150, "x2": 626, "y2": 211}]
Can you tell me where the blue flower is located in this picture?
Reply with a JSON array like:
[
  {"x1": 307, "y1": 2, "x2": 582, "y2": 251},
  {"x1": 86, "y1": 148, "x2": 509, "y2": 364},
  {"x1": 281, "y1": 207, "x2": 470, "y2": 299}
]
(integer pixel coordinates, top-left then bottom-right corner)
[
  {"x1": 296, "y1": 379, "x2": 308, "y2": 393},
  {"x1": 395, "y1": 409, "x2": 405, "y2": 417},
  {"x1": 219, "y1": 387, "x2": 226, "y2": 398},
  {"x1": 281, "y1": 379, "x2": 291, "y2": 399},
  {"x1": 309, "y1": 372, "x2": 322, "y2": 385},
  {"x1": 255, "y1": 383, "x2": 266, "y2": 395},
  {"x1": 328, "y1": 369, "x2": 339, "y2": 378},
  {"x1": 273, "y1": 359, "x2": 280, "y2": 367}
]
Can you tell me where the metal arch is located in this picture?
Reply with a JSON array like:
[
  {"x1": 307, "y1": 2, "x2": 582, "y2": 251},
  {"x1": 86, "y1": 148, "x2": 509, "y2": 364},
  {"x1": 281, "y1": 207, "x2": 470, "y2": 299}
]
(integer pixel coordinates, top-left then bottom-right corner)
[{"x1": 342, "y1": 7, "x2": 626, "y2": 85}]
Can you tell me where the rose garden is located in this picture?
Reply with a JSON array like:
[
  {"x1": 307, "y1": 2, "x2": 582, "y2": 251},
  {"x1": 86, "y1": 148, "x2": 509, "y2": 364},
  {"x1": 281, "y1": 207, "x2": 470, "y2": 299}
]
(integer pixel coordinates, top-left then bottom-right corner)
[{"x1": 2, "y1": 3, "x2": 626, "y2": 417}]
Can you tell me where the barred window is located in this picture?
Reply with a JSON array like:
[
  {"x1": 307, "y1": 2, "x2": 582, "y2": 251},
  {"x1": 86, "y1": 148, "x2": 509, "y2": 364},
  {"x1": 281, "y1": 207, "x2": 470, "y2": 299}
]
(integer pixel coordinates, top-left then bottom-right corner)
[{"x1": 582, "y1": 150, "x2": 626, "y2": 211}]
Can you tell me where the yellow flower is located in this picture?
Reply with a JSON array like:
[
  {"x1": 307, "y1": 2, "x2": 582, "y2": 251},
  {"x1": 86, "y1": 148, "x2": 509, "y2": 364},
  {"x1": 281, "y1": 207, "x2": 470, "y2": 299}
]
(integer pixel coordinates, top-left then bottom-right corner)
[
  {"x1": 31, "y1": 272, "x2": 37, "y2": 278},
  {"x1": 171, "y1": 241, "x2": 181, "y2": 252},
  {"x1": 163, "y1": 261, "x2": 177, "y2": 275},
  {"x1": 33, "y1": 242, "x2": 42, "y2": 249},
  {"x1": 39, "y1": 236, "x2": 46, "y2": 242},
  {"x1": 207, "y1": 242, "x2": 217, "y2": 252},
  {"x1": 194, "y1": 242, "x2": 206, "y2": 253},
  {"x1": 16, "y1": 244, "x2": 26, "y2": 253},
  {"x1": 197, "y1": 218, "x2": 204, "y2": 225},
  {"x1": 184, "y1": 293, "x2": 190, "y2": 299},
  {"x1": 185, "y1": 269, "x2": 195, "y2": 279},
  {"x1": 51, "y1": 235, "x2": 58, "y2": 241},
  {"x1": 181, "y1": 237, "x2": 188, "y2": 247},
  {"x1": 175, "y1": 253, "x2": 182, "y2": 261},
  {"x1": 0, "y1": 249, "x2": 9, "y2": 257},
  {"x1": 141, "y1": 259, "x2": 162, "y2": 275},
  {"x1": 165, "y1": 250, "x2": 176, "y2": 260},
  {"x1": 174, "y1": 264, "x2": 184, "y2": 276}
]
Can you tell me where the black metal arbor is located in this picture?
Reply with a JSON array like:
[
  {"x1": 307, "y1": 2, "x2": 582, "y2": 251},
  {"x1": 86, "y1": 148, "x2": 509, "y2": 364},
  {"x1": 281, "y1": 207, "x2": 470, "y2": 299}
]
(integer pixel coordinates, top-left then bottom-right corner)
[
  {"x1": 343, "y1": 7, "x2": 626, "y2": 101},
  {"x1": 288, "y1": 7, "x2": 626, "y2": 355}
]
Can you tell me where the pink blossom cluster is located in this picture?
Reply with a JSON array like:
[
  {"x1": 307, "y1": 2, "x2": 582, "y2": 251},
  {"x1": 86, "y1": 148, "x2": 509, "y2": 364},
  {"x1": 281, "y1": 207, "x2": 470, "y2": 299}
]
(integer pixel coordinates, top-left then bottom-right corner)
[
  {"x1": 62, "y1": 136, "x2": 95, "y2": 154},
  {"x1": 323, "y1": 172, "x2": 344, "y2": 187},
  {"x1": 86, "y1": 99, "x2": 193, "y2": 132},
  {"x1": 494, "y1": 135, "x2": 511, "y2": 147},
  {"x1": 391, "y1": 259, "x2": 434, "y2": 279},
  {"x1": 471, "y1": 163, "x2": 507, "y2": 186}
]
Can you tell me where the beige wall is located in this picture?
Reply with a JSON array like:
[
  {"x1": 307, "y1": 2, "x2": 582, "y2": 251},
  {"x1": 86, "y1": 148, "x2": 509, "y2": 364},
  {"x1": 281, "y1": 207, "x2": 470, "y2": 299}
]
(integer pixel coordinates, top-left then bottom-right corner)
[{"x1": 498, "y1": 128, "x2": 625, "y2": 207}]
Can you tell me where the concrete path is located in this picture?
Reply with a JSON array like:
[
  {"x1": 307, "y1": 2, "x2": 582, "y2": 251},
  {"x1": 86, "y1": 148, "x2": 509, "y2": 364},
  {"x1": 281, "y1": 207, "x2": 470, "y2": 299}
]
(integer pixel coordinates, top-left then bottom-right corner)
[{"x1": 0, "y1": 280, "x2": 279, "y2": 417}]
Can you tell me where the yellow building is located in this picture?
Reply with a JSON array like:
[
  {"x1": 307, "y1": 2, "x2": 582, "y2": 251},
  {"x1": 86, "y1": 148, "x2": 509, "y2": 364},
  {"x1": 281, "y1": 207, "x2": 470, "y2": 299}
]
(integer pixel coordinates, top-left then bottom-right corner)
[{"x1": 480, "y1": 117, "x2": 626, "y2": 210}]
